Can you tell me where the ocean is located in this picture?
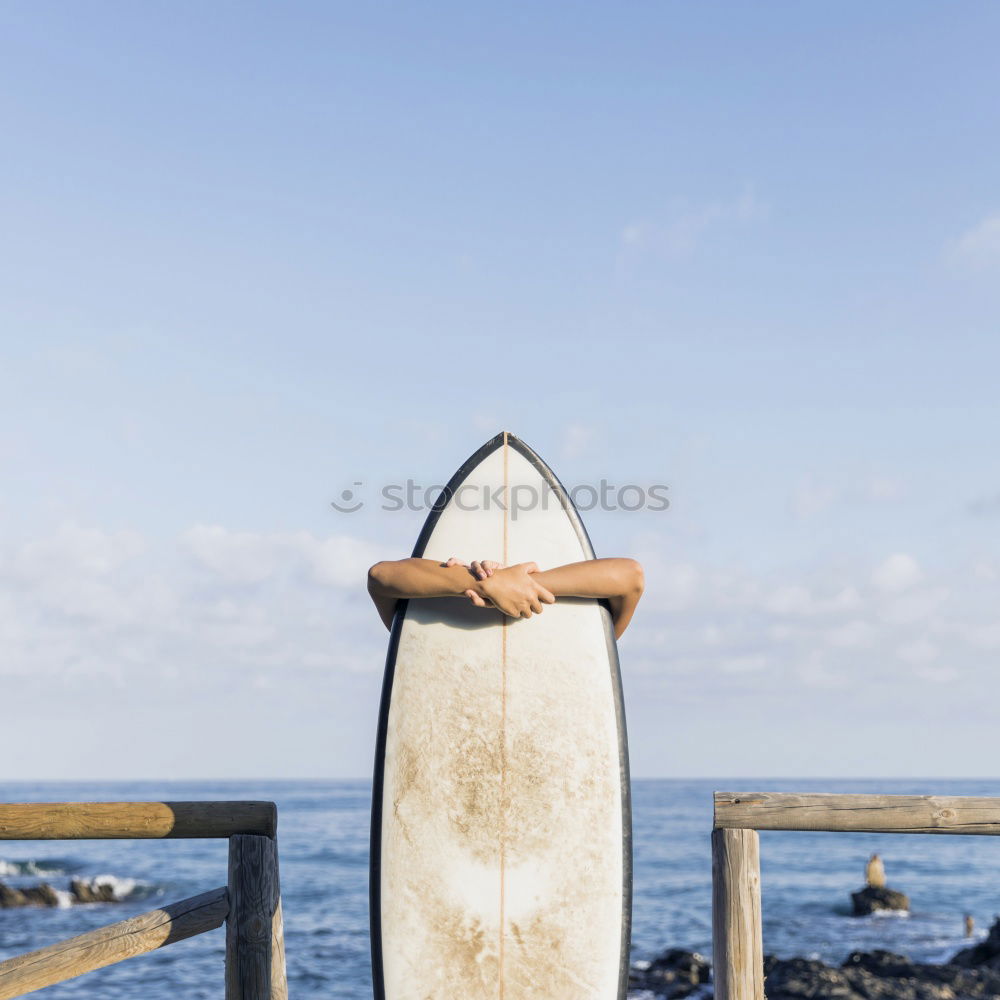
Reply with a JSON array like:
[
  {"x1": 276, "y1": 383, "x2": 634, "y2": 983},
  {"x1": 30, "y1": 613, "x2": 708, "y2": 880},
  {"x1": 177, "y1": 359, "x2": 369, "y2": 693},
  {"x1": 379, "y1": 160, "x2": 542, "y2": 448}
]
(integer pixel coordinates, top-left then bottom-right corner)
[{"x1": 2, "y1": 778, "x2": 999, "y2": 998}]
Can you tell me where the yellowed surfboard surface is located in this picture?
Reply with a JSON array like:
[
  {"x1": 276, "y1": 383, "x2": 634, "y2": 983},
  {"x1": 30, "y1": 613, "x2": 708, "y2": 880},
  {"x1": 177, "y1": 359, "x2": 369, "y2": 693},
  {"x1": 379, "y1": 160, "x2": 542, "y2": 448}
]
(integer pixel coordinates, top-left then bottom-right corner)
[{"x1": 371, "y1": 433, "x2": 631, "y2": 1000}]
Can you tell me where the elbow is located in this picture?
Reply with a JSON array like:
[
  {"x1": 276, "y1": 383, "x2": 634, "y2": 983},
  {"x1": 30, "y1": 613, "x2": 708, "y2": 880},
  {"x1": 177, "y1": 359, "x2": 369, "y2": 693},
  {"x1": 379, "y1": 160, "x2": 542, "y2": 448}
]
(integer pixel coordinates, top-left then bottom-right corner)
[
  {"x1": 367, "y1": 561, "x2": 392, "y2": 595},
  {"x1": 623, "y1": 558, "x2": 644, "y2": 596}
]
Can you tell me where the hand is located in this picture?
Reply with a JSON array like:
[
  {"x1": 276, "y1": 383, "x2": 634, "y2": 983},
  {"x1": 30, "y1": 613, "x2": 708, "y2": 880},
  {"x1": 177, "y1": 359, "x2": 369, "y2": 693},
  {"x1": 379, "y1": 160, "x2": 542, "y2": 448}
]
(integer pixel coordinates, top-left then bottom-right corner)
[
  {"x1": 446, "y1": 556, "x2": 502, "y2": 598},
  {"x1": 469, "y1": 559, "x2": 502, "y2": 580},
  {"x1": 467, "y1": 562, "x2": 555, "y2": 620},
  {"x1": 444, "y1": 556, "x2": 483, "y2": 582}
]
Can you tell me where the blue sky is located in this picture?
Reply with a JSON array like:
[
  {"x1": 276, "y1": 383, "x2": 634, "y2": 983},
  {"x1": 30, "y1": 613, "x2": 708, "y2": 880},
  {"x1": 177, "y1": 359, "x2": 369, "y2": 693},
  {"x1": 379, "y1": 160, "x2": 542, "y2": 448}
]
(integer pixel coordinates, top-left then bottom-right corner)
[{"x1": 1, "y1": 2, "x2": 999, "y2": 779}]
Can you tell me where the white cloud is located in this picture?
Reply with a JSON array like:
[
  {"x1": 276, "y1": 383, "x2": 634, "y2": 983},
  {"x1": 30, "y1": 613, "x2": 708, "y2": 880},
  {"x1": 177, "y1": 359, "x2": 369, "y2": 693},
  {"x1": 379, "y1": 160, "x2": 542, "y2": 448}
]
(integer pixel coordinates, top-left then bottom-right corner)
[
  {"x1": 828, "y1": 586, "x2": 863, "y2": 612},
  {"x1": 622, "y1": 535, "x2": 1000, "y2": 727},
  {"x1": 182, "y1": 524, "x2": 381, "y2": 587},
  {"x1": 701, "y1": 625, "x2": 723, "y2": 645},
  {"x1": 762, "y1": 583, "x2": 861, "y2": 617},
  {"x1": 914, "y1": 665, "x2": 959, "y2": 684},
  {"x1": 182, "y1": 524, "x2": 287, "y2": 584},
  {"x1": 790, "y1": 473, "x2": 903, "y2": 520},
  {"x1": 796, "y1": 655, "x2": 846, "y2": 689},
  {"x1": 877, "y1": 586, "x2": 949, "y2": 626},
  {"x1": 969, "y1": 492, "x2": 1000, "y2": 517},
  {"x1": 308, "y1": 534, "x2": 384, "y2": 587},
  {"x1": 872, "y1": 553, "x2": 922, "y2": 593},
  {"x1": 764, "y1": 584, "x2": 813, "y2": 615},
  {"x1": 790, "y1": 479, "x2": 839, "y2": 519},
  {"x1": 826, "y1": 619, "x2": 874, "y2": 648},
  {"x1": 13, "y1": 522, "x2": 144, "y2": 580},
  {"x1": 866, "y1": 476, "x2": 902, "y2": 501},
  {"x1": 721, "y1": 654, "x2": 768, "y2": 674},
  {"x1": 649, "y1": 561, "x2": 701, "y2": 611},
  {"x1": 620, "y1": 184, "x2": 768, "y2": 259},
  {"x1": 954, "y1": 622, "x2": 1000, "y2": 649},
  {"x1": 948, "y1": 213, "x2": 1000, "y2": 272},
  {"x1": 768, "y1": 623, "x2": 796, "y2": 641},
  {"x1": 7, "y1": 516, "x2": 1000, "y2": 780},
  {"x1": 897, "y1": 637, "x2": 938, "y2": 663},
  {"x1": 0, "y1": 523, "x2": 388, "y2": 686}
]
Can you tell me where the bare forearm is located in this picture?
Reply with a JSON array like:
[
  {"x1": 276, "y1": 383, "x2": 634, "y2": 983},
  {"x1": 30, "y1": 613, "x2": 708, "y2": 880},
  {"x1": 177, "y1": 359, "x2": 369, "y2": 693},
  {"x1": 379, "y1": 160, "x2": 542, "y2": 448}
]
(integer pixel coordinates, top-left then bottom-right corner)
[
  {"x1": 367, "y1": 558, "x2": 479, "y2": 629},
  {"x1": 368, "y1": 558, "x2": 478, "y2": 599},
  {"x1": 532, "y1": 558, "x2": 643, "y2": 600},
  {"x1": 532, "y1": 558, "x2": 644, "y2": 639}
]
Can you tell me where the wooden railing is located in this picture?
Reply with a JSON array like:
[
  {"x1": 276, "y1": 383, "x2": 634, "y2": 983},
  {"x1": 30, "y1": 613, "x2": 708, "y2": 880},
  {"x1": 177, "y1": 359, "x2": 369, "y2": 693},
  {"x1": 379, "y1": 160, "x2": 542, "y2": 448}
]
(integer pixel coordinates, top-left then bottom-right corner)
[
  {"x1": 711, "y1": 790, "x2": 1000, "y2": 1000},
  {"x1": 0, "y1": 801, "x2": 287, "y2": 999}
]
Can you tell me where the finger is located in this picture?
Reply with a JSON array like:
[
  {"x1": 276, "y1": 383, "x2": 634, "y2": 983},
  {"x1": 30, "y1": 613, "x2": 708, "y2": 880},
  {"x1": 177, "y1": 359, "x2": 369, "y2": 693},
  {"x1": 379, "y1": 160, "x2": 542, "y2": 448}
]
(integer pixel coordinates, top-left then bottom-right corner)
[
  {"x1": 530, "y1": 598, "x2": 543, "y2": 614},
  {"x1": 537, "y1": 586, "x2": 556, "y2": 605},
  {"x1": 445, "y1": 556, "x2": 467, "y2": 568},
  {"x1": 471, "y1": 560, "x2": 489, "y2": 580},
  {"x1": 483, "y1": 560, "x2": 499, "y2": 575},
  {"x1": 464, "y1": 589, "x2": 488, "y2": 608},
  {"x1": 522, "y1": 561, "x2": 539, "y2": 574}
]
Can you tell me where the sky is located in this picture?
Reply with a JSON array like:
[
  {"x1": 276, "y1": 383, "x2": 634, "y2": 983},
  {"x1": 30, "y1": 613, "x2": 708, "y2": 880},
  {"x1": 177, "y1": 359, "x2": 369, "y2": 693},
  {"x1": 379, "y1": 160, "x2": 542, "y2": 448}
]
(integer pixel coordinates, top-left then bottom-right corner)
[{"x1": 1, "y1": 2, "x2": 999, "y2": 780}]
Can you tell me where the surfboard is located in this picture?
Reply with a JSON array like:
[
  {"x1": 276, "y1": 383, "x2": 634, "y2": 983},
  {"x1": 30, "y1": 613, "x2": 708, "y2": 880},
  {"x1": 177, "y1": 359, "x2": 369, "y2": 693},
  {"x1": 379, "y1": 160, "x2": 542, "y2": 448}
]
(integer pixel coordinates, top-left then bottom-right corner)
[{"x1": 370, "y1": 432, "x2": 632, "y2": 1000}]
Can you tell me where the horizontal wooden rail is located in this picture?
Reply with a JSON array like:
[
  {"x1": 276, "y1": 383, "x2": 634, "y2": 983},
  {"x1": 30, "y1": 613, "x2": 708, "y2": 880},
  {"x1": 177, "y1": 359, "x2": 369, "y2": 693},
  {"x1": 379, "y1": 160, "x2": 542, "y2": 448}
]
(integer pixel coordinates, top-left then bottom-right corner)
[
  {"x1": 0, "y1": 886, "x2": 228, "y2": 999},
  {"x1": 715, "y1": 791, "x2": 1000, "y2": 835},
  {"x1": 0, "y1": 801, "x2": 276, "y2": 840}
]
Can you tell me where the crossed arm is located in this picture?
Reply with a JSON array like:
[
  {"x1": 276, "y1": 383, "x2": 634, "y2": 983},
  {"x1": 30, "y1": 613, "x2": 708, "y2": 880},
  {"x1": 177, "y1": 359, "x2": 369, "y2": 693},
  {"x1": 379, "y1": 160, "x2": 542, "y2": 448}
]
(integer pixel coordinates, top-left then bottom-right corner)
[{"x1": 367, "y1": 557, "x2": 644, "y2": 638}]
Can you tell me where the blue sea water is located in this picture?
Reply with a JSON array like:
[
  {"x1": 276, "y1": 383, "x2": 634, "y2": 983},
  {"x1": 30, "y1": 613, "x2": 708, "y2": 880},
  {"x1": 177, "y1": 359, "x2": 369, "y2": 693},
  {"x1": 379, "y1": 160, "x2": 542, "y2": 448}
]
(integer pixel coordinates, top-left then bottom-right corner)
[{"x1": 2, "y1": 778, "x2": 999, "y2": 998}]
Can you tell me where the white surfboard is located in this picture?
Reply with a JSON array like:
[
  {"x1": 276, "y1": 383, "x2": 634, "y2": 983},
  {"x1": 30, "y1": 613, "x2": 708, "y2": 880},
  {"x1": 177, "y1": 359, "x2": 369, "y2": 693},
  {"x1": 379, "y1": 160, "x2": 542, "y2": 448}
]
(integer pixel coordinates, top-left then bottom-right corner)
[{"x1": 370, "y1": 432, "x2": 631, "y2": 1000}]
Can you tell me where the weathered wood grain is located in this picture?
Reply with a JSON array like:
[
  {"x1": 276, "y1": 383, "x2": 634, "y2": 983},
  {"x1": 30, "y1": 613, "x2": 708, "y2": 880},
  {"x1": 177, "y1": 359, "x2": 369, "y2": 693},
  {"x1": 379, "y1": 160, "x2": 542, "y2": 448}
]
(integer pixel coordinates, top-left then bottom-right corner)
[
  {"x1": 715, "y1": 792, "x2": 1000, "y2": 834},
  {"x1": 711, "y1": 828, "x2": 764, "y2": 1000},
  {"x1": 0, "y1": 886, "x2": 228, "y2": 999},
  {"x1": 0, "y1": 801, "x2": 276, "y2": 840},
  {"x1": 226, "y1": 834, "x2": 287, "y2": 1000}
]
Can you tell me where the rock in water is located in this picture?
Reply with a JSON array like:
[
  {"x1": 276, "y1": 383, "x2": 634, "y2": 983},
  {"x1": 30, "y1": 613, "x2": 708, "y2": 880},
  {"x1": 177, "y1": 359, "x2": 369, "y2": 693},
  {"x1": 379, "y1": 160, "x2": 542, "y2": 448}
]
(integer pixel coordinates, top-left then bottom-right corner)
[
  {"x1": 765, "y1": 950, "x2": 1000, "y2": 1000},
  {"x1": 851, "y1": 884, "x2": 909, "y2": 915},
  {"x1": 70, "y1": 877, "x2": 119, "y2": 904},
  {"x1": 951, "y1": 916, "x2": 1000, "y2": 970},
  {"x1": 629, "y1": 932, "x2": 1000, "y2": 1000},
  {"x1": 0, "y1": 877, "x2": 127, "y2": 907},
  {"x1": 764, "y1": 956, "x2": 857, "y2": 999},
  {"x1": 23, "y1": 884, "x2": 61, "y2": 906},
  {"x1": 629, "y1": 948, "x2": 711, "y2": 998},
  {"x1": 0, "y1": 882, "x2": 28, "y2": 907},
  {"x1": 0, "y1": 882, "x2": 62, "y2": 907}
]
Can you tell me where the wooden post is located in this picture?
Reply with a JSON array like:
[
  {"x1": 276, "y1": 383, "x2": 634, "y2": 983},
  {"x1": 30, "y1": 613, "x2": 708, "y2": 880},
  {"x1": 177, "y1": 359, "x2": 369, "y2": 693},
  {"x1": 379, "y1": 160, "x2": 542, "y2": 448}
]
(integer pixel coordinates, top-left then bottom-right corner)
[
  {"x1": 712, "y1": 828, "x2": 764, "y2": 1000},
  {"x1": 226, "y1": 835, "x2": 288, "y2": 1000}
]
